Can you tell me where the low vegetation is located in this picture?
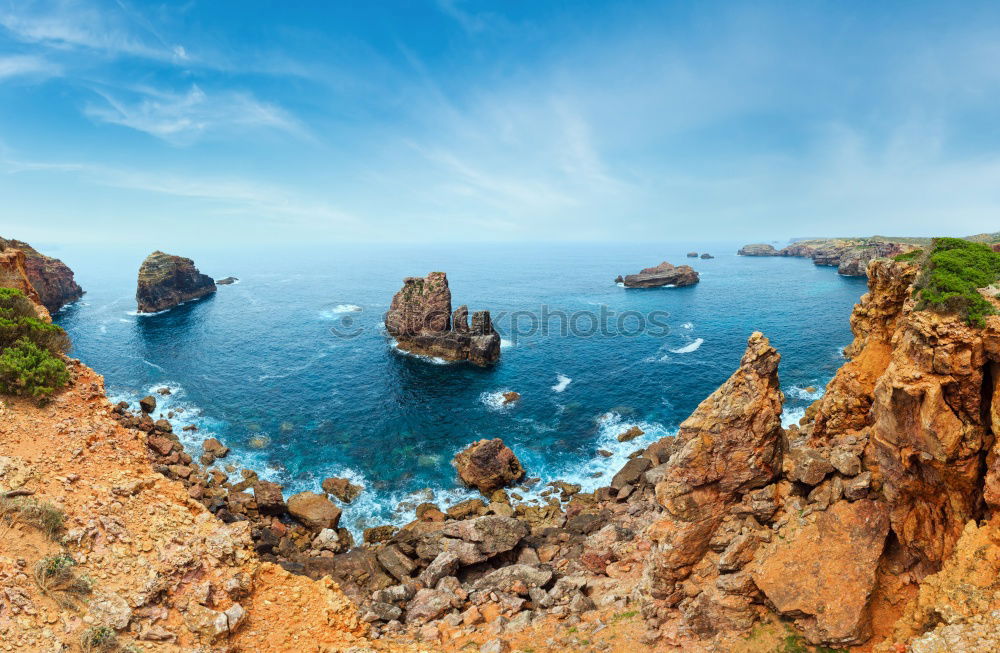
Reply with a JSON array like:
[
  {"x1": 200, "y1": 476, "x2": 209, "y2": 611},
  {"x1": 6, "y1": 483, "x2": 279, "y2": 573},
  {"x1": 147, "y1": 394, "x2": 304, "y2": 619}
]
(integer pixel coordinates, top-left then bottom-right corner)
[
  {"x1": 893, "y1": 248, "x2": 923, "y2": 262},
  {"x1": 0, "y1": 495, "x2": 65, "y2": 539},
  {"x1": 0, "y1": 287, "x2": 70, "y2": 397},
  {"x1": 80, "y1": 626, "x2": 119, "y2": 653},
  {"x1": 33, "y1": 553, "x2": 93, "y2": 610},
  {"x1": 912, "y1": 237, "x2": 1000, "y2": 327}
]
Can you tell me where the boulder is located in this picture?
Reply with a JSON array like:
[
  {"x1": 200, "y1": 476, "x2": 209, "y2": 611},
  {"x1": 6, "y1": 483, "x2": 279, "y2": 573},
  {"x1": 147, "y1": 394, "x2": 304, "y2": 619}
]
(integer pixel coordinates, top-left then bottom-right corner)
[
  {"x1": 321, "y1": 477, "x2": 364, "y2": 503},
  {"x1": 687, "y1": 251, "x2": 699, "y2": 258},
  {"x1": 454, "y1": 438, "x2": 525, "y2": 494},
  {"x1": 139, "y1": 395, "x2": 157, "y2": 414},
  {"x1": 215, "y1": 276, "x2": 239, "y2": 285},
  {"x1": 286, "y1": 492, "x2": 341, "y2": 530},
  {"x1": 700, "y1": 253, "x2": 714, "y2": 259},
  {"x1": 751, "y1": 500, "x2": 890, "y2": 646},
  {"x1": 252, "y1": 482, "x2": 285, "y2": 516},
  {"x1": 136, "y1": 250, "x2": 216, "y2": 313}
]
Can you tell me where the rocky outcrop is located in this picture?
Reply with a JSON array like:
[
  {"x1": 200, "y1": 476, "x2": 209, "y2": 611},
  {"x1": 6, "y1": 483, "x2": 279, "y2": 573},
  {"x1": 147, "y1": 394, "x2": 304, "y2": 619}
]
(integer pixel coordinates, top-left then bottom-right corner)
[
  {"x1": 216, "y1": 276, "x2": 239, "y2": 285},
  {"x1": 617, "y1": 262, "x2": 699, "y2": 288},
  {"x1": 736, "y1": 243, "x2": 778, "y2": 256},
  {"x1": 0, "y1": 246, "x2": 49, "y2": 320},
  {"x1": 686, "y1": 251, "x2": 698, "y2": 258},
  {"x1": 645, "y1": 332, "x2": 784, "y2": 617},
  {"x1": 699, "y1": 253, "x2": 714, "y2": 259},
  {"x1": 453, "y1": 438, "x2": 525, "y2": 494},
  {"x1": 136, "y1": 251, "x2": 216, "y2": 313},
  {"x1": 385, "y1": 272, "x2": 500, "y2": 366},
  {"x1": 0, "y1": 237, "x2": 83, "y2": 313},
  {"x1": 741, "y1": 237, "x2": 921, "y2": 276}
]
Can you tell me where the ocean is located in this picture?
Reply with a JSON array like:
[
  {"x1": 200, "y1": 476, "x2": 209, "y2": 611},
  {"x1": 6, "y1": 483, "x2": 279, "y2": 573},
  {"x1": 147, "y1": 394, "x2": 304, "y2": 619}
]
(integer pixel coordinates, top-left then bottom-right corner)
[{"x1": 51, "y1": 241, "x2": 867, "y2": 536}]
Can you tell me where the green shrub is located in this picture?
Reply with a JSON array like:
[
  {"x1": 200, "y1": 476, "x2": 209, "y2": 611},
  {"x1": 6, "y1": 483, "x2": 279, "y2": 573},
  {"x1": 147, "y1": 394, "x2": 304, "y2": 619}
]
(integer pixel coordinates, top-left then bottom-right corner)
[
  {"x1": 914, "y1": 238, "x2": 1000, "y2": 327},
  {"x1": 0, "y1": 288, "x2": 69, "y2": 353},
  {"x1": 0, "y1": 338, "x2": 70, "y2": 397},
  {"x1": 81, "y1": 626, "x2": 118, "y2": 652},
  {"x1": 893, "y1": 248, "x2": 923, "y2": 262}
]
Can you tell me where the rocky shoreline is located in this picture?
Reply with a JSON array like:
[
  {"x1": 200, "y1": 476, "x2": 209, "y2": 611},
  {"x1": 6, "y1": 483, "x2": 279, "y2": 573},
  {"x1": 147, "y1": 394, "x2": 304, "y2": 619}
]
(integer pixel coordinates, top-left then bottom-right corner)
[
  {"x1": 6, "y1": 239, "x2": 1000, "y2": 650},
  {"x1": 737, "y1": 237, "x2": 920, "y2": 276}
]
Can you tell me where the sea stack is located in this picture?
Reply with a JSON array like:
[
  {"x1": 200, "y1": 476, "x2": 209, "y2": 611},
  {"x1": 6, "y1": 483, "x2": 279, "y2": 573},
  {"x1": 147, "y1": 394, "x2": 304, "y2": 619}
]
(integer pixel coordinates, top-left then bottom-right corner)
[
  {"x1": 385, "y1": 272, "x2": 500, "y2": 366},
  {"x1": 616, "y1": 261, "x2": 699, "y2": 288},
  {"x1": 136, "y1": 251, "x2": 217, "y2": 313},
  {"x1": 0, "y1": 237, "x2": 83, "y2": 313},
  {"x1": 737, "y1": 243, "x2": 779, "y2": 256}
]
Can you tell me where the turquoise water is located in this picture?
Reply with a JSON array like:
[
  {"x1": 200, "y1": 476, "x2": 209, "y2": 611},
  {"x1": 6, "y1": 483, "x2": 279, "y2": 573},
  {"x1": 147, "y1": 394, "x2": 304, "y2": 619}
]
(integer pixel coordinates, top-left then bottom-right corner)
[{"x1": 52, "y1": 242, "x2": 867, "y2": 534}]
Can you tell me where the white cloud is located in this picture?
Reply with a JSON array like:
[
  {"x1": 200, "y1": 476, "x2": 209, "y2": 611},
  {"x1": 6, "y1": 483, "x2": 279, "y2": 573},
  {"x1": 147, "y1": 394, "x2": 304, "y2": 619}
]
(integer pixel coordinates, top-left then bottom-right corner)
[
  {"x1": 83, "y1": 84, "x2": 307, "y2": 144},
  {"x1": 0, "y1": 54, "x2": 59, "y2": 79}
]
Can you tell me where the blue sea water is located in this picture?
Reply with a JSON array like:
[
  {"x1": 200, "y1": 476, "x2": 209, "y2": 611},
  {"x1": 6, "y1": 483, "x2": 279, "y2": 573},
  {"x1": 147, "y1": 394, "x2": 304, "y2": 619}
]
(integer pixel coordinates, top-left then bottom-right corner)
[{"x1": 51, "y1": 242, "x2": 867, "y2": 535}]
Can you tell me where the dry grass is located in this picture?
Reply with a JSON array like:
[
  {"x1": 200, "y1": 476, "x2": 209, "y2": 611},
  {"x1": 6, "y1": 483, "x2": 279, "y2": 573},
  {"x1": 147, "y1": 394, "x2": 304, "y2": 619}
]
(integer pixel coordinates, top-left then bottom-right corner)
[
  {"x1": 33, "y1": 553, "x2": 93, "y2": 610},
  {"x1": 0, "y1": 494, "x2": 65, "y2": 539}
]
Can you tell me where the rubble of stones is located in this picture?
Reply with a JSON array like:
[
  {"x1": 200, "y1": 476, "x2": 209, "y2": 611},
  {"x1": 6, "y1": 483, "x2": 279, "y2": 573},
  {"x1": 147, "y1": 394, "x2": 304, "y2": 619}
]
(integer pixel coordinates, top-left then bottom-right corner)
[{"x1": 110, "y1": 396, "x2": 681, "y2": 642}]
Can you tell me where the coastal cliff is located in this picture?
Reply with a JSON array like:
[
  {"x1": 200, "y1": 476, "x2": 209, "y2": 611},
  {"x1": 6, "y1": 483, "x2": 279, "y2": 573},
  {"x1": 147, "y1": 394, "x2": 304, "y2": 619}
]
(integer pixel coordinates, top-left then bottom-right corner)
[
  {"x1": 737, "y1": 237, "x2": 922, "y2": 276},
  {"x1": 0, "y1": 238, "x2": 83, "y2": 313},
  {"x1": 136, "y1": 251, "x2": 217, "y2": 313},
  {"x1": 385, "y1": 272, "x2": 500, "y2": 366},
  {"x1": 0, "y1": 245, "x2": 50, "y2": 320}
]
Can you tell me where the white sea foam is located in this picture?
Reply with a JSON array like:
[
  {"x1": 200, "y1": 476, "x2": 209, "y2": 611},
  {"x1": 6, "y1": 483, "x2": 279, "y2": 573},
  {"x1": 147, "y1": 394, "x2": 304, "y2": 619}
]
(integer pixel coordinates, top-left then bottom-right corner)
[
  {"x1": 616, "y1": 282, "x2": 625, "y2": 288},
  {"x1": 670, "y1": 338, "x2": 704, "y2": 354},
  {"x1": 787, "y1": 384, "x2": 825, "y2": 401},
  {"x1": 480, "y1": 390, "x2": 515, "y2": 411},
  {"x1": 324, "y1": 304, "x2": 362, "y2": 316},
  {"x1": 781, "y1": 407, "x2": 806, "y2": 428},
  {"x1": 681, "y1": 322, "x2": 694, "y2": 329},
  {"x1": 390, "y1": 339, "x2": 451, "y2": 365},
  {"x1": 500, "y1": 338, "x2": 514, "y2": 350},
  {"x1": 551, "y1": 374, "x2": 572, "y2": 392}
]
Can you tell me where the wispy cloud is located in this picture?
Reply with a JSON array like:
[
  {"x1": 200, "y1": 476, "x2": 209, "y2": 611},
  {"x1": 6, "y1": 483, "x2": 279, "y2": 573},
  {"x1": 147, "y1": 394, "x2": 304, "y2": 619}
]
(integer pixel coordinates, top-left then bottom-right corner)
[
  {"x1": 0, "y1": 53, "x2": 59, "y2": 80},
  {"x1": 1, "y1": 151, "x2": 360, "y2": 228},
  {"x1": 0, "y1": 0, "x2": 185, "y2": 62},
  {"x1": 83, "y1": 84, "x2": 308, "y2": 144}
]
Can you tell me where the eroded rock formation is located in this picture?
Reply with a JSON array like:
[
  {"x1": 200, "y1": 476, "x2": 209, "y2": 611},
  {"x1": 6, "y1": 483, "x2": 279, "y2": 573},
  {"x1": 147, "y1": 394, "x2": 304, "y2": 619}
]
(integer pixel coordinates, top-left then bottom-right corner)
[
  {"x1": 385, "y1": 272, "x2": 500, "y2": 365},
  {"x1": 616, "y1": 261, "x2": 699, "y2": 288},
  {"x1": 737, "y1": 237, "x2": 920, "y2": 276},
  {"x1": 0, "y1": 245, "x2": 50, "y2": 320},
  {"x1": 0, "y1": 237, "x2": 83, "y2": 313},
  {"x1": 136, "y1": 250, "x2": 217, "y2": 313}
]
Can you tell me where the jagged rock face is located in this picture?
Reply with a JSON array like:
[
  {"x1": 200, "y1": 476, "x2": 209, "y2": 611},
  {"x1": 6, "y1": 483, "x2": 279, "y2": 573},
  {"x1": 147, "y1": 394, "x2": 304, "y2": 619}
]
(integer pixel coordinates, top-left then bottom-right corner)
[
  {"x1": 385, "y1": 272, "x2": 500, "y2": 366},
  {"x1": 646, "y1": 332, "x2": 784, "y2": 601},
  {"x1": 751, "y1": 499, "x2": 890, "y2": 645},
  {"x1": 779, "y1": 243, "x2": 818, "y2": 258},
  {"x1": 0, "y1": 246, "x2": 50, "y2": 320},
  {"x1": 619, "y1": 261, "x2": 699, "y2": 288},
  {"x1": 136, "y1": 251, "x2": 216, "y2": 313},
  {"x1": 812, "y1": 260, "x2": 918, "y2": 439},
  {"x1": 837, "y1": 242, "x2": 916, "y2": 276},
  {"x1": 0, "y1": 238, "x2": 83, "y2": 313},
  {"x1": 453, "y1": 438, "x2": 525, "y2": 494},
  {"x1": 737, "y1": 244, "x2": 778, "y2": 256},
  {"x1": 808, "y1": 257, "x2": 1000, "y2": 575}
]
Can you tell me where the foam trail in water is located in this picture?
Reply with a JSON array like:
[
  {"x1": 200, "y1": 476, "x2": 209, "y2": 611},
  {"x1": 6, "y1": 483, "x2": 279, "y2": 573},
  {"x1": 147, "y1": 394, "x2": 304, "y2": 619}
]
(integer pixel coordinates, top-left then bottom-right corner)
[
  {"x1": 551, "y1": 374, "x2": 572, "y2": 392},
  {"x1": 670, "y1": 338, "x2": 704, "y2": 354},
  {"x1": 320, "y1": 304, "x2": 362, "y2": 318},
  {"x1": 500, "y1": 338, "x2": 513, "y2": 350},
  {"x1": 480, "y1": 390, "x2": 515, "y2": 411}
]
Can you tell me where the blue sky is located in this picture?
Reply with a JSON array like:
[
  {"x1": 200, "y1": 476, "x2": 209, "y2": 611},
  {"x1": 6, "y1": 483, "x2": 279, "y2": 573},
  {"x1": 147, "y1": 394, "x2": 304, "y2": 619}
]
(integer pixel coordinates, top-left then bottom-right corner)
[{"x1": 1, "y1": 1, "x2": 999, "y2": 246}]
